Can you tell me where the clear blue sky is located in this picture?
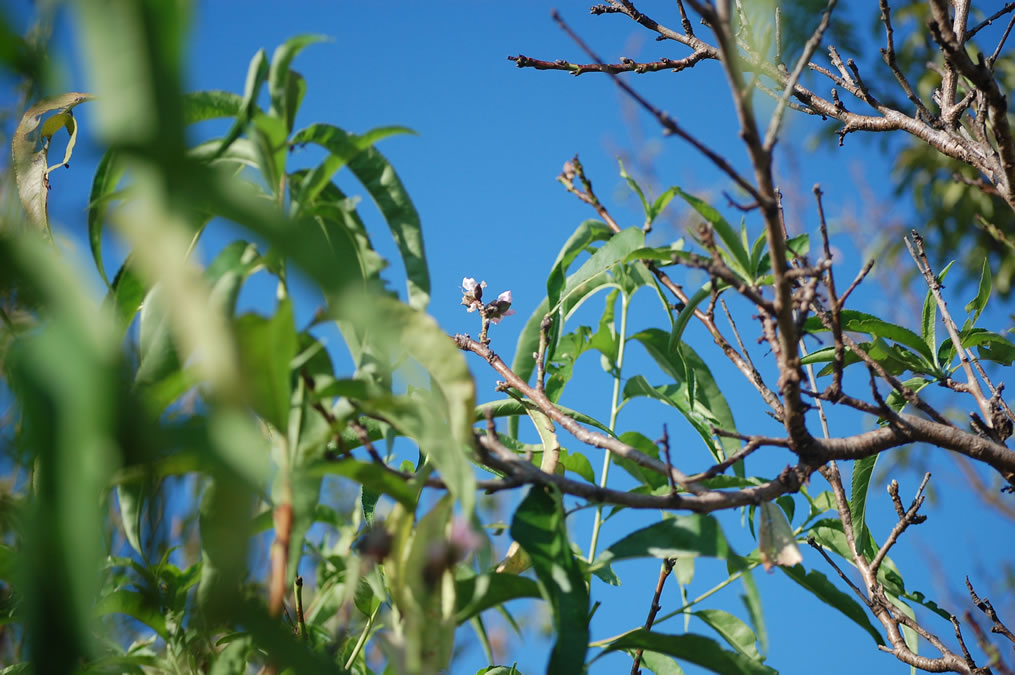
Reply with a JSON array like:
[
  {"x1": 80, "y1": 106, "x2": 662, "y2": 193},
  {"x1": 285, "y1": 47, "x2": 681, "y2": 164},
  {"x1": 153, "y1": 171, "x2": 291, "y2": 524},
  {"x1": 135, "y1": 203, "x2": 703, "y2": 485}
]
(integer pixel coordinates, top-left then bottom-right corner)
[{"x1": 6, "y1": 2, "x2": 1015, "y2": 674}]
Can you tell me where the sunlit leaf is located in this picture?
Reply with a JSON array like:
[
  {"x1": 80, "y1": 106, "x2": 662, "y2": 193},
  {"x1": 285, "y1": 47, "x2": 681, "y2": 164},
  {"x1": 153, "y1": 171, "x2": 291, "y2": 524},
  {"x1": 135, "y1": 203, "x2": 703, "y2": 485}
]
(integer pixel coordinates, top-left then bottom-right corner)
[
  {"x1": 593, "y1": 515, "x2": 731, "y2": 570},
  {"x1": 780, "y1": 565, "x2": 884, "y2": 645},
  {"x1": 268, "y1": 35, "x2": 328, "y2": 131},
  {"x1": 758, "y1": 501, "x2": 802, "y2": 571},
  {"x1": 692, "y1": 608, "x2": 761, "y2": 660}
]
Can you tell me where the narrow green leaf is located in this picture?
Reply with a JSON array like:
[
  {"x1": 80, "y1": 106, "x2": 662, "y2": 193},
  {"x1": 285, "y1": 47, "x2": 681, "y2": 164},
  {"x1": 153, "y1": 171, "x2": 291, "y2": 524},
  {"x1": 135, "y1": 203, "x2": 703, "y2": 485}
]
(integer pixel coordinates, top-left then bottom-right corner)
[
  {"x1": 116, "y1": 483, "x2": 145, "y2": 559},
  {"x1": 598, "y1": 629, "x2": 776, "y2": 675},
  {"x1": 552, "y1": 227, "x2": 643, "y2": 313},
  {"x1": 268, "y1": 35, "x2": 328, "y2": 131},
  {"x1": 546, "y1": 219, "x2": 614, "y2": 318},
  {"x1": 475, "y1": 398, "x2": 615, "y2": 436},
  {"x1": 215, "y1": 49, "x2": 269, "y2": 159},
  {"x1": 347, "y1": 142, "x2": 429, "y2": 309},
  {"x1": 509, "y1": 272, "x2": 620, "y2": 438},
  {"x1": 803, "y1": 310, "x2": 934, "y2": 364},
  {"x1": 622, "y1": 375, "x2": 723, "y2": 462},
  {"x1": 678, "y1": 188, "x2": 752, "y2": 278},
  {"x1": 86, "y1": 149, "x2": 123, "y2": 285},
  {"x1": 618, "y1": 158, "x2": 650, "y2": 223},
  {"x1": 668, "y1": 281, "x2": 727, "y2": 353},
  {"x1": 692, "y1": 609, "x2": 760, "y2": 660},
  {"x1": 290, "y1": 123, "x2": 414, "y2": 207},
  {"x1": 849, "y1": 455, "x2": 878, "y2": 548},
  {"x1": 455, "y1": 573, "x2": 542, "y2": 624},
  {"x1": 510, "y1": 487, "x2": 589, "y2": 674},
  {"x1": 234, "y1": 299, "x2": 297, "y2": 432},
  {"x1": 964, "y1": 259, "x2": 992, "y2": 329},
  {"x1": 649, "y1": 186, "x2": 680, "y2": 223},
  {"x1": 593, "y1": 515, "x2": 730, "y2": 570},
  {"x1": 780, "y1": 565, "x2": 884, "y2": 645}
]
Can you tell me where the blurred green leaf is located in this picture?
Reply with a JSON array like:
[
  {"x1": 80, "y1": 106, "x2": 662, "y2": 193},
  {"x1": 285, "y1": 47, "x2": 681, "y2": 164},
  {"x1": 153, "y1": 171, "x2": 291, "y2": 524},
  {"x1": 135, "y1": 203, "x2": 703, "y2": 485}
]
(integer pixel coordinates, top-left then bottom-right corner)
[
  {"x1": 268, "y1": 34, "x2": 327, "y2": 131},
  {"x1": 234, "y1": 299, "x2": 297, "y2": 432},
  {"x1": 455, "y1": 573, "x2": 542, "y2": 624},
  {"x1": 306, "y1": 458, "x2": 417, "y2": 510},
  {"x1": 511, "y1": 486, "x2": 589, "y2": 674},
  {"x1": 94, "y1": 589, "x2": 168, "y2": 641}
]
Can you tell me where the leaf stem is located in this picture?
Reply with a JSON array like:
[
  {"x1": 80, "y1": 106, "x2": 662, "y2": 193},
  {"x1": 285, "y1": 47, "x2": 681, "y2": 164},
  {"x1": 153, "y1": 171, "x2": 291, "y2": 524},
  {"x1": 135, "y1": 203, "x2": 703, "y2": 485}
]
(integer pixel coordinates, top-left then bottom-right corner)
[
  {"x1": 344, "y1": 602, "x2": 380, "y2": 670},
  {"x1": 588, "y1": 292, "x2": 629, "y2": 560}
]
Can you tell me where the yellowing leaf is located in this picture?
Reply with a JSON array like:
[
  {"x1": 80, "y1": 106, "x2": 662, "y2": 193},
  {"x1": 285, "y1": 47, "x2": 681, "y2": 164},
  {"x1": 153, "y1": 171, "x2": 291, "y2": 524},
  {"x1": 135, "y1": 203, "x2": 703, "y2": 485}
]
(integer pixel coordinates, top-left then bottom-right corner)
[
  {"x1": 11, "y1": 92, "x2": 93, "y2": 236},
  {"x1": 759, "y1": 501, "x2": 802, "y2": 571}
]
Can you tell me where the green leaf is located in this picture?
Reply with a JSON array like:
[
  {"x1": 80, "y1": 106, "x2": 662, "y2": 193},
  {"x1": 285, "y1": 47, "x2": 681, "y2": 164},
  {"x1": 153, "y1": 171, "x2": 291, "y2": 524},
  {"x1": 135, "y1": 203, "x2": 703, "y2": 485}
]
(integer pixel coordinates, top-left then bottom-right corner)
[
  {"x1": 268, "y1": 35, "x2": 328, "y2": 131},
  {"x1": 780, "y1": 565, "x2": 884, "y2": 646},
  {"x1": 677, "y1": 188, "x2": 752, "y2": 279},
  {"x1": 612, "y1": 431, "x2": 667, "y2": 489},
  {"x1": 455, "y1": 573, "x2": 543, "y2": 624},
  {"x1": 510, "y1": 487, "x2": 589, "y2": 674},
  {"x1": 182, "y1": 89, "x2": 243, "y2": 124},
  {"x1": 558, "y1": 449, "x2": 595, "y2": 483},
  {"x1": 964, "y1": 259, "x2": 992, "y2": 329},
  {"x1": 803, "y1": 310, "x2": 934, "y2": 364},
  {"x1": 622, "y1": 375, "x2": 723, "y2": 462},
  {"x1": 94, "y1": 589, "x2": 168, "y2": 641},
  {"x1": 344, "y1": 136, "x2": 429, "y2": 310},
  {"x1": 135, "y1": 284, "x2": 180, "y2": 386},
  {"x1": 631, "y1": 329, "x2": 740, "y2": 461},
  {"x1": 12, "y1": 92, "x2": 94, "y2": 236},
  {"x1": 509, "y1": 271, "x2": 620, "y2": 438},
  {"x1": 475, "y1": 398, "x2": 615, "y2": 437},
  {"x1": 234, "y1": 299, "x2": 297, "y2": 432},
  {"x1": 215, "y1": 49, "x2": 269, "y2": 159},
  {"x1": 597, "y1": 629, "x2": 776, "y2": 675},
  {"x1": 338, "y1": 294, "x2": 476, "y2": 512},
  {"x1": 305, "y1": 459, "x2": 417, "y2": 510},
  {"x1": 116, "y1": 483, "x2": 145, "y2": 559},
  {"x1": 552, "y1": 227, "x2": 644, "y2": 314},
  {"x1": 546, "y1": 220, "x2": 614, "y2": 315},
  {"x1": 921, "y1": 261, "x2": 952, "y2": 369},
  {"x1": 290, "y1": 123, "x2": 414, "y2": 208},
  {"x1": 649, "y1": 186, "x2": 681, "y2": 224},
  {"x1": 849, "y1": 455, "x2": 878, "y2": 548},
  {"x1": 668, "y1": 281, "x2": 727, "y2": 353},
  {"x1": 618, "y1": 158, "x2": 650, "y2": 224},
  {"x1": 692, "y1": 609, "x2": 761, "y2": 661},
  {"x1": 86, "y1": 149, "x2": 123, "y2": 285},
  {"x1": 593, "y1": 515, "x2": 730, "y2": 570}
]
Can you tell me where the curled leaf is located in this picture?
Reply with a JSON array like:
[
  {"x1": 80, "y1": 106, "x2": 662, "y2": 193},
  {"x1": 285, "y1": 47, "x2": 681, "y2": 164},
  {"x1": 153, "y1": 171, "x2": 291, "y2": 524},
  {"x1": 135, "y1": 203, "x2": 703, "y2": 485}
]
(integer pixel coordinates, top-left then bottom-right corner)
[{"x1": 12, "y1": 92, "x2": 93, "y2": 236}]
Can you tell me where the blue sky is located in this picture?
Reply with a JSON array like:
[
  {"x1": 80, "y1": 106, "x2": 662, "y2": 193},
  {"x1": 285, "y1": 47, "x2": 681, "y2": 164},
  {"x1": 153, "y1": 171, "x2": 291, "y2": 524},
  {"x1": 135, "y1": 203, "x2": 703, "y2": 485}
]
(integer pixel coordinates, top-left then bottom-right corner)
[{"x1": 6, "y1": 2, "x2": 1015, "y2": 674}]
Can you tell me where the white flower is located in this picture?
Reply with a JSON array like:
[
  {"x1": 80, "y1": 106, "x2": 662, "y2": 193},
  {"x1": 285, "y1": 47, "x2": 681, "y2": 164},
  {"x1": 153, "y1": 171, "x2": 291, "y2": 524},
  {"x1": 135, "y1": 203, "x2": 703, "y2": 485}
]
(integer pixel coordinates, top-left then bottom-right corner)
[
  {"x1": 461, "y1": 277, "x2": 487, "y2": 311},
  {"x1": 461, "y1": 277, "x2": 486, "y2": 293}
]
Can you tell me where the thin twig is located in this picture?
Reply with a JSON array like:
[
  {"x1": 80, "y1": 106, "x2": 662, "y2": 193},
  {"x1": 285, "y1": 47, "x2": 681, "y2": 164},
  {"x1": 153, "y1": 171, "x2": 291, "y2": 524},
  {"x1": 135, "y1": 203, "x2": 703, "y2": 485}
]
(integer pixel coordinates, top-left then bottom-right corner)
[{"x1": 630, "y1": 559, "x2": 676, "y2": 674}]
